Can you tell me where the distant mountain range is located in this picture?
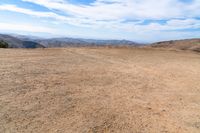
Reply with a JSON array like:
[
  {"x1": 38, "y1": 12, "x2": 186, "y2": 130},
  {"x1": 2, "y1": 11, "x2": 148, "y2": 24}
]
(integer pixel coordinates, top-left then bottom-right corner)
[
  {"x1": 0, "y1": 34, "x2": 139, "y2": 48},
  {"x1": 37, "y1": 38, "x2": 138, "y2": 48},
  {"x1": 1, "y1": 34, "x2": 200, "y2": 52}
]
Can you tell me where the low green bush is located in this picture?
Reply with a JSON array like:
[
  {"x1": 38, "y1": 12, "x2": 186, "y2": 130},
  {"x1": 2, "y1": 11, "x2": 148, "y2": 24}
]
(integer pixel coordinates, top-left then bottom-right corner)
[{"x1": 0, "y1": 40, "x2": 9, "y2": 48}]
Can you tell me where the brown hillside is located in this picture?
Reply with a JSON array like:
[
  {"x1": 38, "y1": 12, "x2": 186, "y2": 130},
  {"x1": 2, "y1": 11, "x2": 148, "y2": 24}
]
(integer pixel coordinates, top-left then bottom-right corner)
[{"x1": 151, "y1": 39, "x2": 200, "y2": 52}]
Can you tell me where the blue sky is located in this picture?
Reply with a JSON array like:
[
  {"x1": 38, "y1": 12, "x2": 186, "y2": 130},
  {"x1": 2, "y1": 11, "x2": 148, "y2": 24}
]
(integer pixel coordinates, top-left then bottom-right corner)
[{"x1": 0, "y1": 0, "x2": 200, "y2": 42}]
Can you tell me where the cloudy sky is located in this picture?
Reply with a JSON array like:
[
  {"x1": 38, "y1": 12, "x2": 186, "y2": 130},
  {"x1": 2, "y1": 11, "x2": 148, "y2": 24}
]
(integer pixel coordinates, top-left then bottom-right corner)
[{"x1": 0, "y1": 0, "x2": 200, "y2": 42}]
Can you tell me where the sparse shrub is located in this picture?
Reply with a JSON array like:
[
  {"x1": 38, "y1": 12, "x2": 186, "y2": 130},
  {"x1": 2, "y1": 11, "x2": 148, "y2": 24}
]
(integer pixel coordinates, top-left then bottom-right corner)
[{"x1": 0, "y1": 40, "x2": 9, "y2": 48}]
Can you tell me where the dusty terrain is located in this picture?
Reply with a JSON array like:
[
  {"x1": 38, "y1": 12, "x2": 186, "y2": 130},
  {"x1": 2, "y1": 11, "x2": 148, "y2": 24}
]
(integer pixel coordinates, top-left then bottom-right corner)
[{"x1": 0, "y1": 47, "x2": 200, "y2": 133}]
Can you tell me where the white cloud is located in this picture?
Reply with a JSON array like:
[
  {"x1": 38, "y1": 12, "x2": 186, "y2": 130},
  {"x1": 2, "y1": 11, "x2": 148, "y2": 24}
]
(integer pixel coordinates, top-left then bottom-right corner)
[
  {"x1": 0, "y1": 4, "x2": 69, "y2": 21},
  {"x1": 22, "y1": 0, "x2": 200, "y2": 20},
  {"x1": 1, "y1": 3, "x2": 199, "y2": 30},
  {"x1": 18, "y1": 0, "x2": 200, "y2": 31},
  {"x1": 128, "y1": 19, "x2": 200, "y2": 32}
]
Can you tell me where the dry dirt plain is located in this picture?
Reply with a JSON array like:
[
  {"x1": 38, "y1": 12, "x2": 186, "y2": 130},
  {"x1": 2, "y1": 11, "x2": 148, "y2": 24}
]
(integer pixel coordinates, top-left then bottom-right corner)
[{"x1": 0, "y1": 47, "x2": 200, "y2": 133}]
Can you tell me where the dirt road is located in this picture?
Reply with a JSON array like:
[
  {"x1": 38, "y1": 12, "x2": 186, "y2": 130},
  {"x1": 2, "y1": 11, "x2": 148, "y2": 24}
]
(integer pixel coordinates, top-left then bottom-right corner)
[{"x1": 0, "y1": 47, "x2": 200, "y2": 133}]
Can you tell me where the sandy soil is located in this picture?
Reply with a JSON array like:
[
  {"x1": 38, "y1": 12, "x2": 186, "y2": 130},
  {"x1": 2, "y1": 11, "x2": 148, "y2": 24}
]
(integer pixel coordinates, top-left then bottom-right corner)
[{"x1": 0, "y1": 47, "x2": 200, "y2": 133}]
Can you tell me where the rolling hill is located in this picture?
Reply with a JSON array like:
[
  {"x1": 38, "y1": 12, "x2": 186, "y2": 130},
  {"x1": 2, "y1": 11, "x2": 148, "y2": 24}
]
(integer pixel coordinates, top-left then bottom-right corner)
[{"x1": 151, "y1": 39, "x2": 200, "y2": 52}]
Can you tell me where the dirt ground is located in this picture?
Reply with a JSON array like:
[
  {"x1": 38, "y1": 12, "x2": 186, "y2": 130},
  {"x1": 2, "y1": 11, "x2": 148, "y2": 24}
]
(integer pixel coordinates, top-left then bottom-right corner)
[{"x1": 0, "y1": 47, "x2": 200, "y2": 133}]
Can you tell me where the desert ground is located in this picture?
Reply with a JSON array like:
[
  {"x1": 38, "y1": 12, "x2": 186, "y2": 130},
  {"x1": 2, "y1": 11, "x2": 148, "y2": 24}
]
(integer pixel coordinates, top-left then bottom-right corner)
[{"x1": 0, "y1": 47, "x2": 200, "y2": 133}]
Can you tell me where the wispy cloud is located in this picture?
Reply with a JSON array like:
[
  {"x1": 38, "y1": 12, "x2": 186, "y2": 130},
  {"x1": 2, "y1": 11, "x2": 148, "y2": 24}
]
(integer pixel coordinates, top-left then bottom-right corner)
[
  {"x1": 0, "y1": 4, "x2": 69, "y2": 21},
  {"x1": 21, "y1": 0, "x2": 200, "y2": 20}
]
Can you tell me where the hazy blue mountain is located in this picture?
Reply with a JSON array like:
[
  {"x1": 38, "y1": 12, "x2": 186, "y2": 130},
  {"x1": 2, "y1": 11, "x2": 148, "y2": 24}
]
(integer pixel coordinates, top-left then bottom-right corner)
[
  {"x1": 22, "y1": 41, "x2": 45, "y2": 48},
  {"x1": 36, "y1": 38, "x2": 139, "y2": 47},
  {"x1": 0, "y1": 34, "x2": 24, "y2": 48},
  {"x1": 0, "y1": 33, "x2": 139, "y2": 48},
  {"x1": 0, "y1": 34, "x2": 44, "y2": 48}
]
